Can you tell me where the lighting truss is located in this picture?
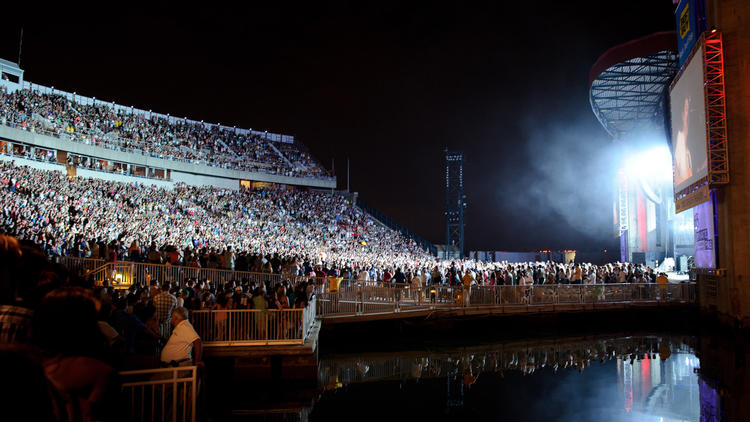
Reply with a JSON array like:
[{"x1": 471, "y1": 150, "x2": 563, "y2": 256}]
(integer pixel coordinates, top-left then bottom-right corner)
[
  {"x1": 590, "y1": 51, "x2": 679, "y2": 137},
  {"x1": 703, "y1": 31, "x2": 729, "y2": 186}
]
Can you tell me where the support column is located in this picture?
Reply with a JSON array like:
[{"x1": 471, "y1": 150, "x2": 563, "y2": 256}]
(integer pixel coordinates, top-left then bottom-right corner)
[{"x1": 706, "y1": 0, "x2": 750, "y2": 326}]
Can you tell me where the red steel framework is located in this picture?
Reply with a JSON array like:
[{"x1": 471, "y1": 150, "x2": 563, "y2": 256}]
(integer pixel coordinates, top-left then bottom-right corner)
[
  {"x1": 674, "y1": 30, "x2": 729, "y2": 213},
  {"x1": 704, "y1": 30, "x2": 729, "y2": 186}
]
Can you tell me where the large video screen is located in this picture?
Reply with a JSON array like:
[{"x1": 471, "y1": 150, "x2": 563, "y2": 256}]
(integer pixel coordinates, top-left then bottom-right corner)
[{"x1": 670, "y1": 44, "x2": 708, "y2": 194}]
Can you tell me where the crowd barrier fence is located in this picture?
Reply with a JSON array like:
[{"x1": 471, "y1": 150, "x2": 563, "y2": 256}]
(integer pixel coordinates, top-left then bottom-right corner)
[
  {"x1": 190, "y1": 297, "x2": 316, "y2": 346},
  {"x1": 80, "y1": 260, "x2": 309, "y2": 291},
  {"x1": 315, "y1": 282, "x2": 696, "y2": 316},
  {"x1": 119, "y1": 366, "x2": 197, "y2": 422}
]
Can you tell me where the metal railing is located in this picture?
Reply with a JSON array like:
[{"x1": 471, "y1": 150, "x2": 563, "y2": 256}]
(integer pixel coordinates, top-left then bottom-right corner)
[
  {"x1": 316, "y1": 282, "x2": 697, "y2": 316},
  {"x1": 78, "y1": 259, "x2": 309, "y2": 290},
  {"x1": 191, "y1": 297, "x2": 316, "y2": 346},
  {"x1": 119, "y1": 366, "x2": 197, "y2": 422},
  {"x1": 53, "y1": 256, "x2": 105, "y2": 276}
]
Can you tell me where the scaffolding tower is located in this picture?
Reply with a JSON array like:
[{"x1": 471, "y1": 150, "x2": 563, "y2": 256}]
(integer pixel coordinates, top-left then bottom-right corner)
[{"x1": 445, "y1": 149, "x2": 465, "y2": 258}]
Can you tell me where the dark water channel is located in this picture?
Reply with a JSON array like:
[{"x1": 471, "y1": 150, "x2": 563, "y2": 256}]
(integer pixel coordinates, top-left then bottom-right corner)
[
  {"x1": 312, "y1": 334, "x2": 700, "y2": 421},
  {"x1": 208, "y1": 325, "x2": 750, "y2": 421}
]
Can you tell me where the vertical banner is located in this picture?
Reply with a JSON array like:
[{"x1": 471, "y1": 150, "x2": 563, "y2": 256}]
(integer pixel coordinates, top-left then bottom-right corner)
[
  {"x1": 676, "y1": 0, "x2": 696, "y2": 66},
  {"x1": 693, "y1": 198, "x2": 715, "y2": 268},
  {"x1": 675, "y1": 0, "x2": 706, "y2": 66}
]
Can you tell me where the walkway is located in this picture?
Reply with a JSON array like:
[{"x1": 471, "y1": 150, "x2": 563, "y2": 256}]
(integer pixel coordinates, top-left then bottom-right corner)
[{"x1": 316, "y1": 282, "x2": 696, "y2": 323}]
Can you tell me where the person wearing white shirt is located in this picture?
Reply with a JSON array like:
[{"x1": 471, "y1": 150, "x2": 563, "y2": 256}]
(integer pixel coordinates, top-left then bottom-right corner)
[
  {"x1": 160, "y1": 307, "x2": 202, "y2": 367},
  {"x1": 587, "y1": 270, "x2": 597, "y2": 285},
  {"x1": 358, "y1": 268, "x2": 370, "y2": 282}
]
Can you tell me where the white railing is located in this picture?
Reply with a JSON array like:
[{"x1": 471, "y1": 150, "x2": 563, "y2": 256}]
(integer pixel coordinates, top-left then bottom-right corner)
[
  {"x1": 316, "y1": 282, "x2": 697, "y2": 316},
  {"x1": 119, "y1": 366, "x2": 197, "y2": 422},
  {"x1": 191, "y1": 300, "x2": 316, "y2": 346},
  {"x1": 302, "y1": 296, "x2": 317, "y2": 341}
]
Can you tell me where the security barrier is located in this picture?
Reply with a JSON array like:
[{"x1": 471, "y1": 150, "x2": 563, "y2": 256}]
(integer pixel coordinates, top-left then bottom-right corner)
[
  {"x1": 316, "y1": 282, "x2": 697, "y2": 316},
  {"x1": 191, "y1": 297, "x2": 316, "y2": 346},
  {"x1": 119, "y1": 366, "x2": 197, "y2": 422}
]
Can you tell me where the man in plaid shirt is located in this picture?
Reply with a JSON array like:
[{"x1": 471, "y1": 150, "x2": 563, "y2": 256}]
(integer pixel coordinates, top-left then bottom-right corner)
[{"x1": 153, "y1": 283, "x2": 177, "y2": 338}]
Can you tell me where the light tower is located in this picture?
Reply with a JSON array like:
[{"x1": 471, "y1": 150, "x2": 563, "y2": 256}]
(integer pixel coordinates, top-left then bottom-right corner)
[{"x1": 445, "y1": 149, "x2": 465, "y2": 258}]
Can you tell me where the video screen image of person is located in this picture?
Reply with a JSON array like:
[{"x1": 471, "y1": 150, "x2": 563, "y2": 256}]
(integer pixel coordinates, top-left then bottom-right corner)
[{"x1": 673, "y1": 96, "x2": 693, "y2": 186}]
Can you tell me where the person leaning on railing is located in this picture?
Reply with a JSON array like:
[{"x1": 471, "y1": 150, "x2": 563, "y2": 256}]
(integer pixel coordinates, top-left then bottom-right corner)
[{"x1": 160, "y1": 306, "x2": 202, "y2": 368}]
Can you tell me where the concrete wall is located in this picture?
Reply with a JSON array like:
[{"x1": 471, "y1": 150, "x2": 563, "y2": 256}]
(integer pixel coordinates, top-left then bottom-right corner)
[
  {"x1": 706, "y1": 0, "x2": 750, "y2": 326},
  {"x1": 0, "y1": 154, "x2": 65, "y2": 173},
  {"x1": 75, "y1": 168, "x2": 175, "y2": 189},
  {"x1": 171, "y1": 170, "x2": 239, "y2": 190},
  {"x1": 0, "y1": 125, "x2": 336, "y2": 189}
]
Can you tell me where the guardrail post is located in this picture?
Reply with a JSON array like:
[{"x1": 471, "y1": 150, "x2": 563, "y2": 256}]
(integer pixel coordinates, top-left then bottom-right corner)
[{"x1": 358, "y1": 283, "x2": 363, "y2": 315}]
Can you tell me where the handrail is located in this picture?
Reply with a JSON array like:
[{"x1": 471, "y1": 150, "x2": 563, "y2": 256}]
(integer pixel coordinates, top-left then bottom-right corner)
[
  {"x1": 191, "y1": 299, "x2": 316, "y2": 346},
  {"x1": 119, "y1": 365, "x2": 197, "y2": 422},
  {"x1": 73, "y1": 258, "x2": 311, "y2": 290},
  {"x1": 316, "y1": 282, "x2": 697, "y2": 316},
  {"x1": 53, "y1": 256, "x2": 106, "y2": 277}
]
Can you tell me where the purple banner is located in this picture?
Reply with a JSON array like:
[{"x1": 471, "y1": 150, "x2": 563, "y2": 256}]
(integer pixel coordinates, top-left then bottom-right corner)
[{"x1": 693, "y1": 199, "x2": 715, "y2": 268}]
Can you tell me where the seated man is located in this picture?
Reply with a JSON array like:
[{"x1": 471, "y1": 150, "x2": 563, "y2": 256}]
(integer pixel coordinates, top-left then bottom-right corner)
[{"x1": 160, "y1": 307, "x2": 202, "y2": 367}]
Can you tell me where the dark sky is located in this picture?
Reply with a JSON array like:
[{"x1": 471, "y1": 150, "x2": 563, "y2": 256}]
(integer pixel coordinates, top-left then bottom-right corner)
[{"x1": 0, "y1": 2, "x2": 677, "y2": 253}]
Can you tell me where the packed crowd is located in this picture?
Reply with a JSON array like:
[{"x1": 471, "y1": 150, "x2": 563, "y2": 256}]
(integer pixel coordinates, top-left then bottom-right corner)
[
  {"x1": 0, "y1": 160, "x2": 669, "y2": 290},
  {"x1": 0, "y1": 85, "x2": 330, "y2": 179},
  {"x1": 395, "y1": 260, "x2": 669, "y2": 288},
  {"x1": 0, "y1": 161, "x2": 432, "y2": 272},
  {"x1": 0, "y1": 234, "x2": 174, "y2": 420},
  {"x1": 0, "y1": 229, "x2": 319, "y2": 420}
]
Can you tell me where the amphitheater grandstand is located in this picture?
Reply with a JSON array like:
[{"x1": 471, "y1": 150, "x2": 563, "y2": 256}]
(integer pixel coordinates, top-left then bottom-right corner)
[
  {"x1": 0, "y1": 60, "x2": 333, "y2": 190},
  {"x1": 0, "y1": 60, "x2": 444, "y2": 269}
]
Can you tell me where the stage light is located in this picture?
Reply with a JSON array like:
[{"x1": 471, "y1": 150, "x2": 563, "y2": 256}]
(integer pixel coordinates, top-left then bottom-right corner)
[{"x1": 624, "y1": 144, "x2": 673, "y2": 183}]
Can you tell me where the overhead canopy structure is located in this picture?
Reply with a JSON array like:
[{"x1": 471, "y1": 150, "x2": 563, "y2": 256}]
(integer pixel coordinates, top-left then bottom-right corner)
[{"x1": 589, "y1": 31, "x2": 679, "y2": 138}]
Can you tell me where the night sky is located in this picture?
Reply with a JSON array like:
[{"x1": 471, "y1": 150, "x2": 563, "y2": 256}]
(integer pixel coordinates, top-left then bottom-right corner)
[{"x1": 0, "y1": 2, "x2": 677, "y2": 253}]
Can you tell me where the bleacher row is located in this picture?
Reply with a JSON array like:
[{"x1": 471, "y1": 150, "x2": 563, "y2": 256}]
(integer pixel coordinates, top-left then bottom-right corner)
[{"x1": 0, "y1": 82, "x2": 330, "y2": 180}]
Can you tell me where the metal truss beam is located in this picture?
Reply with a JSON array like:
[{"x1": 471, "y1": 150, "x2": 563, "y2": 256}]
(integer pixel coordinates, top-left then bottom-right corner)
[
  {"x1": 590, "y1": 49, "x2": 678, "y2": 137},
  {"x1": 704, "y1": 31, "x2": 729, "y2": 186}
]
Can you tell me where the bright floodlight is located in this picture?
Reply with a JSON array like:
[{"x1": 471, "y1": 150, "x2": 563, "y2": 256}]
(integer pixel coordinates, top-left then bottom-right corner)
[{"x1": 624, "y1": 144, "x2": 673, "y2": 183}]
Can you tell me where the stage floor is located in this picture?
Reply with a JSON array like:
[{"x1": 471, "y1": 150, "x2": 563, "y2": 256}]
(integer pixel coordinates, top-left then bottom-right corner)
[{"x1": 667, "y1": 272, "x2": 690, "y2": 283}]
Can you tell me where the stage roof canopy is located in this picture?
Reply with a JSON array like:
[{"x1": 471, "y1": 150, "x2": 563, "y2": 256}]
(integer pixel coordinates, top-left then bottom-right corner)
[{"x1": 589, "y1": 31, "x2": 679, "y2": 138}]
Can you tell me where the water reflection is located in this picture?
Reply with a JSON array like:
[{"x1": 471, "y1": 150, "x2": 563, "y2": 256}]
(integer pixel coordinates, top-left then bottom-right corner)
[{"x1": 315, "y1": 335, "x2": 700, "y2": 421}]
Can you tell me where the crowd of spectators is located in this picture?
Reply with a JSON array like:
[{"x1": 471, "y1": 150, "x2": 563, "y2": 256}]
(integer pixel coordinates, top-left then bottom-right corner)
[
  {"x1": 404, "y1": 260, "x2": 668, "y2": 288},
  {"x1": 0, "y1": 158, "x2": 672, "y2": 291},
  {"x1": 0, "y1": 161, "x2": 432, "y2": 274},
  {"x1": 0, "y1": 86, "x2": 330, "y2": 179},
  {"x1": 0, "y1": 229, "x2": 318, "y2": 420},
  {"x1": 0, "y1": 233, "x2": 123, "y2": 420}
]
